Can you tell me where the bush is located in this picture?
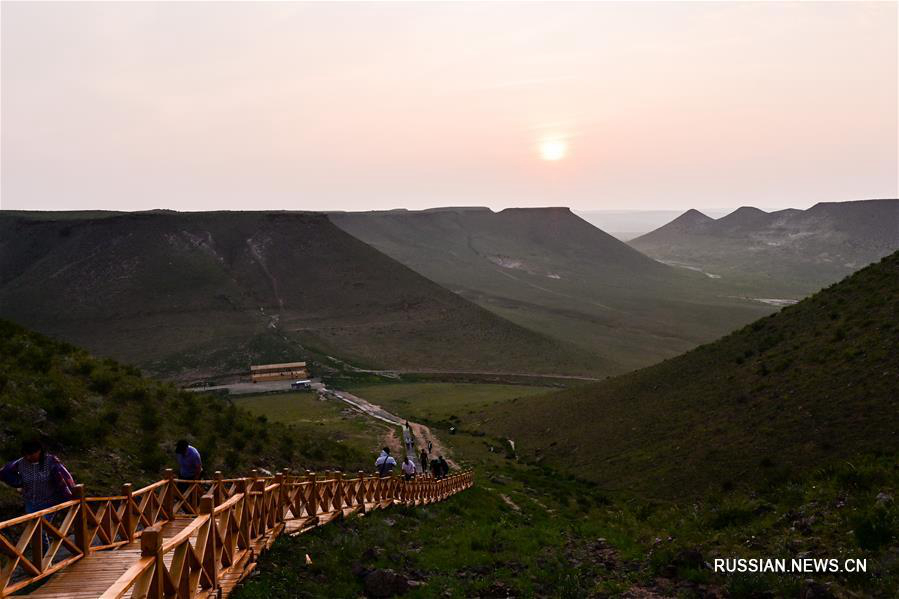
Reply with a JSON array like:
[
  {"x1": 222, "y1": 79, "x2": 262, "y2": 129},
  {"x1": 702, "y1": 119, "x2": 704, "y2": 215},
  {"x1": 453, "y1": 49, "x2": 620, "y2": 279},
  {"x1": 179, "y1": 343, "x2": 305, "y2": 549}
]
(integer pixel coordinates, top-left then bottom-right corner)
[
  {"x1": 852, "y1": 506, "x2": 896, "y2": 550},
  {"x1": 709, "y1": 499, "x2": 758, "y2": 529},
  {"x1": 89, "y1": 367, "x2": 118, "y2": 394}
]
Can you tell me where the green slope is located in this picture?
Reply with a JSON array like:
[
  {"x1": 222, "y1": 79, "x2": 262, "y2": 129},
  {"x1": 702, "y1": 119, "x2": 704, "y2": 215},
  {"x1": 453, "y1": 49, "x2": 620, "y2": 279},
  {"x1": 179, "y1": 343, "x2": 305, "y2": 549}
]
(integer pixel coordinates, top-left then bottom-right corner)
[
  {"x1": 0, "y1": 211, "x2": 599, "y2": 380},
  {"x1": 331, "y1": 207, "x2": 773, "y2": 373},
  {"x1": 0, "y1": 319, "x2": 372, "y2": 517},
  {"x1": 482, "y1": 251, "x2": 899, "y2": 498}
]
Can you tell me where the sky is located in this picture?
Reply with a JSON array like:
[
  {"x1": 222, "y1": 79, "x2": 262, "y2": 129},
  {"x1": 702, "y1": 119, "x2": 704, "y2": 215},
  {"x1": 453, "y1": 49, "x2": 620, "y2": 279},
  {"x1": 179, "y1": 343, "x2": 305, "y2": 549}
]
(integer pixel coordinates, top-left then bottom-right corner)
[{"x1": 1, "y1": 1, "x2": 896, "y2": 213}]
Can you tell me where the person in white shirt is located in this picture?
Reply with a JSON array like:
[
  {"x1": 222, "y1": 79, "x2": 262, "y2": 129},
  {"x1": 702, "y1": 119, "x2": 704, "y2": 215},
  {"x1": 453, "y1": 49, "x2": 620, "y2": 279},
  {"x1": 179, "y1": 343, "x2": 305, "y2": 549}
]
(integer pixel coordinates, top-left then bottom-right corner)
[
  {"x1": 401, "y1": 456, "x2": 417, "y2": 481},
  {"x1": 375, "y1": 448, "x2": 397, "y2": 477}
]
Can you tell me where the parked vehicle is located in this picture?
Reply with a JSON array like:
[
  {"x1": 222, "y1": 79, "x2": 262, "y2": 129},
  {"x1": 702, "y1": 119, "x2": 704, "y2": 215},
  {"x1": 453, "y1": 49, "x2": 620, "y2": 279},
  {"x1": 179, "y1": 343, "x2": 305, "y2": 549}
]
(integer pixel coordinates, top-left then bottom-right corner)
[{"x1": 291, "y1": 379, "x2": 312, "y2": 391}]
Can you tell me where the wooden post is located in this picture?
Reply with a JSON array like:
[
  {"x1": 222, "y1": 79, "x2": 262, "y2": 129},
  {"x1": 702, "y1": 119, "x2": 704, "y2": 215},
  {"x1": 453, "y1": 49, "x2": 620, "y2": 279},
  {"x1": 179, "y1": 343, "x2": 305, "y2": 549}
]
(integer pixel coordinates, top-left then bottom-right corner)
[
  {"x1": 306, "y1": 472, "x2": 317, "y2": 517},
  {"x1": 274, "y1": 473, "x2": 285, "y2": 524},
  {"x1": 73, "y1": 484, "x2": 90, "y2": 555},
  {"x1": 356, "y1": 471, "x2": 366, "y2": 511},
  {"x1": 334, "y1": 472, "x2": 344, "y2": 512},
  {"x1": 214, "y1": 471, "x2": 224, "y2": 506},
  {"x1": 30, "y1": 510, "x2": 43, "y2": 570},
  {"x1": 200, "y1": 495, "x2": 218, "y2": 591},
  {"x1": 122, "y1": 483, "x2": 135, "y2": 543},
  {"x1": 163, "y1": 469, "x2": 175, "y2": 519},
  {"x1": 141, "y1": 525, "x2": 164, "y2": 599},
  {"x1": 236, "y1": 478, "x2": 250, "y2": 550}
]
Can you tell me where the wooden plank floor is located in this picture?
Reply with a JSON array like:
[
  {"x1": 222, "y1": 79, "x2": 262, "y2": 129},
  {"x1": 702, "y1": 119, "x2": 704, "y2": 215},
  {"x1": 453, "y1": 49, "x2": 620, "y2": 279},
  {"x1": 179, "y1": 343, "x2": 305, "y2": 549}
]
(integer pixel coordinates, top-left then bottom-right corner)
[
  {"x1": 27, "y1": 519, "x2": 197, "y2": 599},
  {"x1": 21, "y1": 501, "x2": 406, "y2": 598}
]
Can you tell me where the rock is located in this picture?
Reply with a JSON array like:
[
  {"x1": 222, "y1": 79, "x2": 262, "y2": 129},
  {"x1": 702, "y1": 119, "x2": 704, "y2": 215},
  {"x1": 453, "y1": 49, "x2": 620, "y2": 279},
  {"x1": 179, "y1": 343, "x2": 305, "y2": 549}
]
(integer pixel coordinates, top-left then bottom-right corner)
[
  {"x1": 363, "y1": 569, "x2": 410, "y2": 598},
  {"x1": 674, "y1": 549, "x2": 704, "y2": 569},
  {"x1": 351, "y1": 563, "x2": 371, "y2": 578},
  {"x1": 481, "y1": 581, "x2": 516, "y2": 598},
  {"x1": 800, "y1": 579, "x2": 835, "y2": 599},
  {"x1": 875, "y1": 492, "x2": 893, "y2": 506}
]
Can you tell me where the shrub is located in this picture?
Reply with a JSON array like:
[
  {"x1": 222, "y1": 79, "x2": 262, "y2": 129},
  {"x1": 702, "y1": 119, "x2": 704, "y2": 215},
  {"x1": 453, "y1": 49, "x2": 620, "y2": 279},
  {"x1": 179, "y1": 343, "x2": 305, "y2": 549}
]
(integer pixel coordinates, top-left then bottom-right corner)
[
  {"x1": 852, "y1": 506, "x2": 896, "y2": 550},
  {"x1": 709, "y1": 499, "x2": 758, "y2": 529}
]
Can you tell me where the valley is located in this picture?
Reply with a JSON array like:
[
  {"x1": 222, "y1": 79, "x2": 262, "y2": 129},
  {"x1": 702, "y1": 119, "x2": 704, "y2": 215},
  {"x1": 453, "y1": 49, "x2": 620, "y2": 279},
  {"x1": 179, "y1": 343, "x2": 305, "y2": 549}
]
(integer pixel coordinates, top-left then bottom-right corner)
[{"x1": 331, "y1": 207, "x2": 774, "y2": 372}]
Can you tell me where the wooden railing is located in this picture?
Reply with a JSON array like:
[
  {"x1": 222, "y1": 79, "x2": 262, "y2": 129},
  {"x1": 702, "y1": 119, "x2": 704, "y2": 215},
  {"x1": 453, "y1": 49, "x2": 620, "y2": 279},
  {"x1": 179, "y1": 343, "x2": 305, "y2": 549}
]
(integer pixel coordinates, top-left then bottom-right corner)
[{"x1": 0, "y1": 467, "x2": 474, "y2": 597}]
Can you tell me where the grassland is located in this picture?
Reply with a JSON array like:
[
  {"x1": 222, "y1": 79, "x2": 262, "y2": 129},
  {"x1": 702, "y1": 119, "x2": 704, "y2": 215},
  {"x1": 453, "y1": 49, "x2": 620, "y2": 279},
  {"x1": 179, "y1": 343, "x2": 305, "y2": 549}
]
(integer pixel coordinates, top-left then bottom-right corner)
[
  {"x1": 0, "y1": 319, "x2": 371, "y2": 518},
  {"x1": 479, "y1": 251, "x2": 899, "y2": 499},
  {"x1": 0, "y1": 211, "x2": 599, "y2": 381},
  {"x1": 343, "y1": 382, "x2": 554, "y2": 429},
  {"x1": 331, "y1": 207, "x2": 775, "y2": 373},
  {"x1": 232, "y1": 391, "x2": 393, "y2": 459},
  {"x1": 235, "y1": 380, "x2": 899, "y2": 598}
]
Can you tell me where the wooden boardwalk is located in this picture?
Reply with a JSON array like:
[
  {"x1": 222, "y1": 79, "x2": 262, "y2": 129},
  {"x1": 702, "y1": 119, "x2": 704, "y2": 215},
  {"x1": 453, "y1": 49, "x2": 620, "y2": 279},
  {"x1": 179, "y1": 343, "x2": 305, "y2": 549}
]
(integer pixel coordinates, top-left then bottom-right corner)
[{"x1": 0, "y1": 469, "x2": 474, "y2": 598}]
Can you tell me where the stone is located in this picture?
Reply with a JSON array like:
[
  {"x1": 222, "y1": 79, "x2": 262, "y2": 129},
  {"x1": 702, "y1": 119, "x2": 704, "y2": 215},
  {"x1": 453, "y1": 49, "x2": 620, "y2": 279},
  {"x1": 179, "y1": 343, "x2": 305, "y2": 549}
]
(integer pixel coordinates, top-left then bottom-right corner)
[
  {"x1": 800, "y1": 579, "x2": 835, "y2": 599},
  {"x1": 363, "y1": 568, "x2": 410, "y2": 598}
]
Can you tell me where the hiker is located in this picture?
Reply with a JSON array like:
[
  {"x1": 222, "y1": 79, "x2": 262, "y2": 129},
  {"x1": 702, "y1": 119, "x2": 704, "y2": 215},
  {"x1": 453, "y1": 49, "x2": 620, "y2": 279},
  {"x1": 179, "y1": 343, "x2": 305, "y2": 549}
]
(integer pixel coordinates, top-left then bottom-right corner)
[
  {"x1": 430, "y1": 457, "x2": 442, "y2": 480},
  {"x1": 402, "y1": 421, "x2": 414, "y2": 453},
  {"x1": 1, "y1": 439, "x2": 76, "y2": 514},
  {"x1": 427, "y1": 439, "x2": 433, "y2": 454},
  {"x1": 402, "y1": 456, "x2": 417, "y2": 481},
  {"x1": 375, "y1": 447, "x2": 397, "y2": 477},
  {"x1": 419, "y1": 448, "x2": 429, "y2": 475},
  {"x1": 174, "y1": 440, "x2": 203, "y2": 480},
  {"x1": 438, "y1": 455, "x2": 450, "y2": 478}
]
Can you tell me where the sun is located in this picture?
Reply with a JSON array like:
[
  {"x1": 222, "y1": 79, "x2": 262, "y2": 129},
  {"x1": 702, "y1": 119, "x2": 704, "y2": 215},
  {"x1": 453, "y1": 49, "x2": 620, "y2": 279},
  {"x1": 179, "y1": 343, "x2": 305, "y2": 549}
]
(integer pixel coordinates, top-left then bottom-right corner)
[{"x1": 539, "y1": 139, "x2": 568, "y2": 161}]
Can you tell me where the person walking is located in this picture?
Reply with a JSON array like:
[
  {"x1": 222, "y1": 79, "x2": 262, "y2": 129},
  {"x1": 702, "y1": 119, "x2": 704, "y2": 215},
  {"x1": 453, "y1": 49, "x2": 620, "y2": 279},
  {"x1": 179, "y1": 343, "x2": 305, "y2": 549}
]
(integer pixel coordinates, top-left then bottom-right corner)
[
  {"x1": 402, "y1": 422, "x2": 415, "y2": 453},
  {"x1": 438, "y1": 455, "x2": 450, "y2": 479},
  {"x1": 430, "y1": 457, "x2": 442, "y2": 480},
  {"x1": 375, "y1": 447, "x2": 397, "y2": 477},
  {"x1": 401, "y1": 456, "x2": 417, "y2": 481},
  {"x1": 427, "y1": 440, "x2": 433, "y2": 454},
  {"x1": 174, "y1": 440, "x2": 203, "y2": 479},
  {"x1": 1, "y1": 439, "x2": 76, "y2": 514},
  {"x1": 419, "y1": 448, "x2": 429, "y2": 475}
]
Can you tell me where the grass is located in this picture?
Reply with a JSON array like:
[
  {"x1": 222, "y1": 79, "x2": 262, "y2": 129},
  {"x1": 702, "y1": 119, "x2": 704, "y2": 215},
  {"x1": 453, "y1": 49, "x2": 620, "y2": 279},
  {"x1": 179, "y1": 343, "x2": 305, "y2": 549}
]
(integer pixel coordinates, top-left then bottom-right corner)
[
  {"x1": 0, "y1": 211, "x2": 600, "y2": 381},
  {"x1": 342, "y1": 382, "x2": 553, "y2": 429},
  {"x1": 330, "y1": 207, "x2": 777, "y2": 373},
  {"x1": 234, "y1": 409, "x2": 899, "y2": 598},
  {"x1": 233, "y1": 391, "x2": 392, "y2": 459},
  {"x1": 480, "y1": 252, "x2": 899, "y2": 499},
  {"x1": 0, "y1": 319, "x2": 371, "y2": 518}
]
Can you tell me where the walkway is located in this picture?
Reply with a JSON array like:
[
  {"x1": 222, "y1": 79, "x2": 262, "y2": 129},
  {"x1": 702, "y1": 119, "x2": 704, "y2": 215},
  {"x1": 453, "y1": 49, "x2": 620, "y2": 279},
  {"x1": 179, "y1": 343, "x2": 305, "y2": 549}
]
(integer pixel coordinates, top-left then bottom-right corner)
[{"x1": 1, "y1": 469, "x2": 474, "y2": 598}]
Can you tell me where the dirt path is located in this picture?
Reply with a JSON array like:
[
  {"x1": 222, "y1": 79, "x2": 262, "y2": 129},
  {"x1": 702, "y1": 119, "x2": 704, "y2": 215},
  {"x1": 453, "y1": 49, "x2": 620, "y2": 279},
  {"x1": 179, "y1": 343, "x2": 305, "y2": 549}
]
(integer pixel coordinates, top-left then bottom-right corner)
[
  {"x1": 315, "y1": 383, "x2": 458, "y2": 468},
  {"x1": 407, "y1": 421, "x2": 457, "y2": 468}
]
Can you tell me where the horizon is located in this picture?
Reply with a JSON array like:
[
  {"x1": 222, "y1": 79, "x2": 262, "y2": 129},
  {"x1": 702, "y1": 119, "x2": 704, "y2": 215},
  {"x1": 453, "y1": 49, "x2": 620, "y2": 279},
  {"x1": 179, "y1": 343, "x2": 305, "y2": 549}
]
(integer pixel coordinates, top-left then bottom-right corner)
[{"x1": 2, "y1": 2, "x2": 897, "y2": 213}]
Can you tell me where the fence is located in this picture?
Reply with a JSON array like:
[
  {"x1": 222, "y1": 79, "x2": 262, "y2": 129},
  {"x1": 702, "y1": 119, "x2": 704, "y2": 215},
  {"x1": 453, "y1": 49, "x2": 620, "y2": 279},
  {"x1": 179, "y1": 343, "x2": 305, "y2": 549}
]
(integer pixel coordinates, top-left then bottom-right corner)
[{"x1": 0, "y1": 467, "x2": 474, "y2": 598}]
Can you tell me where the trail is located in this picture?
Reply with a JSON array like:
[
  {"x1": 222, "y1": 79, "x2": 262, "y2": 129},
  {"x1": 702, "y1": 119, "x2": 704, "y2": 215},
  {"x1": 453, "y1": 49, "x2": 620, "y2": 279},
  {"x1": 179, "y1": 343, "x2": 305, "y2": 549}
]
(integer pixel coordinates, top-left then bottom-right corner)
[{"x1": 314, "y1": 383, "x2": 458, "y2": 468}]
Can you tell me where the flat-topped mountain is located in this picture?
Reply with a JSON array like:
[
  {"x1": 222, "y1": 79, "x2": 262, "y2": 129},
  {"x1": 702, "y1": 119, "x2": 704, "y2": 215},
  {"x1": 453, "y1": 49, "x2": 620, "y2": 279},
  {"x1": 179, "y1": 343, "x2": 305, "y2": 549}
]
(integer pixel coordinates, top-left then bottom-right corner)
[
  {"x1": 0, "y1": 211, "x2": 597, "y2": 379},
  {"x1": 630, "y1": 199, "x2": 899, "y2": 295},
  {"x1": 484, "y1": 251, "x2": 899, "y2": 498},
  {"x1": 331, "y1": 207, "x2": 772, "y2": 372}
]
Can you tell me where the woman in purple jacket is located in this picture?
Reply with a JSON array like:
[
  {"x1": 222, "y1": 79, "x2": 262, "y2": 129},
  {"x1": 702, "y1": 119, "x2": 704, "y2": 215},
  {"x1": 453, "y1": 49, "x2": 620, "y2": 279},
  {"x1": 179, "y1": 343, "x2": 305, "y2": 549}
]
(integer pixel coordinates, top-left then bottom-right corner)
[{"x1": 0, "y1": 439, "x2": 76, "y2": 514}]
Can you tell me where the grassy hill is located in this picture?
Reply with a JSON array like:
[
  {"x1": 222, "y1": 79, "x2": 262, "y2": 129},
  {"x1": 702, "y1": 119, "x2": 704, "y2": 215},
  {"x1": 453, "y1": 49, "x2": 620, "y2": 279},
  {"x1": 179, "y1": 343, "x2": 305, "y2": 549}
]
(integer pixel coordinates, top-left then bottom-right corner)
[
  {"x1": 630, "y1": 199, "x2": 899, "y2": 297},
  {"x1": 0, "y1": 318, "x2": 376, "y2": 517},
  {"x1": 233, "y1": 381, "x2": 899, "y2": 599},
  {"x1": 481, "y1": 251, "x2": 899, "y2": 499},
  {"x1": 331, "y1": 207, "x2": 773, "y2": 373},
  {"x1": 0, "y1": 211, "x2": 598, "y2": 380}
]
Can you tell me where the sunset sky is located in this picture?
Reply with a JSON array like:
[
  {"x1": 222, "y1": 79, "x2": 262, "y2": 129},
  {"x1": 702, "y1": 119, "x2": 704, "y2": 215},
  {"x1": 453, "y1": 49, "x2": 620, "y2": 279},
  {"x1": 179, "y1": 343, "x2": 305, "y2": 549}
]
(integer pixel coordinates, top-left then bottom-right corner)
[{"x1": 2, "y1": 1, "x2": 896, "y2": 213}]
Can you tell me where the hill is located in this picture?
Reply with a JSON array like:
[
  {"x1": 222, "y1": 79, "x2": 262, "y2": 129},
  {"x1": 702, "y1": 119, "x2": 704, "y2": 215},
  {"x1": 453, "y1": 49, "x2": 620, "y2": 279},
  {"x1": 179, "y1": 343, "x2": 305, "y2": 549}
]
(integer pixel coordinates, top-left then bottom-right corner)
[
  {"x1": 630, "y1": 199, "x2": 899, "y2": 296},
  {"x1": 331, "y1": 207, "x2": 772, "y2": 373},
  {"x1": 0, "y1": 211, "x2": 597, "y2": 380},
  {"x1": 0, "y1": 319, "x2": 372, "y2": 517},
  {"x1": 481, "y1": 251, "x2": 899, "y2": 499}
]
